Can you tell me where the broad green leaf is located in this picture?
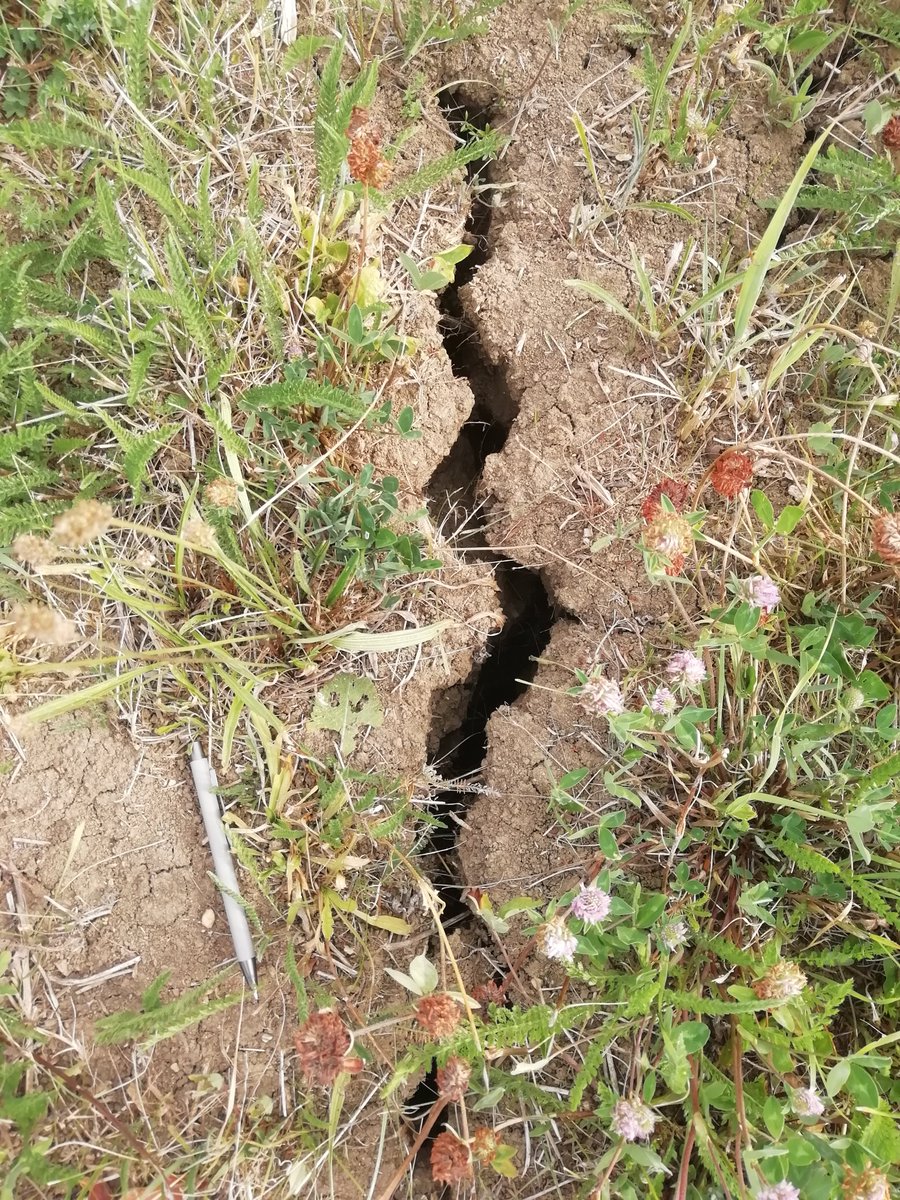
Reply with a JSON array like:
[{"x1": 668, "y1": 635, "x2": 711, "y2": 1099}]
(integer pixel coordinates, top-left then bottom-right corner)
[
  {"x1": 308, "y1": 672, "x2": 383, "y2": 755},
  {"x1": 763, "y1": 1095, "x2": 785, "y2": 1139},
  {"x1": 775, "y1": 504, "x2": 805, "y2": 535},
  {"x1": 751, "y1": 489, "x2": 775, "y2": 532}
]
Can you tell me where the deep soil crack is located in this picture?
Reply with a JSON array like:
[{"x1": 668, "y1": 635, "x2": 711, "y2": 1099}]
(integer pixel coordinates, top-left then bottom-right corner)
[{"x1": 422, "y1": 92, "x2": 555, "y2": 930}]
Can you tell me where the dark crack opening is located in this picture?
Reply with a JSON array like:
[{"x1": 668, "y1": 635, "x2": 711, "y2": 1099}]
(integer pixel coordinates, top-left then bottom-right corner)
[{"x1": 421, "y1": 92, "x2": 555, "y2": 931}]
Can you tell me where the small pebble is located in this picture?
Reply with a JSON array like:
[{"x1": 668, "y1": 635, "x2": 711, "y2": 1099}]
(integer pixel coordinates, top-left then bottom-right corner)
[{"x1": 201, "y1": 908, "x2": 216, "y2": 929}]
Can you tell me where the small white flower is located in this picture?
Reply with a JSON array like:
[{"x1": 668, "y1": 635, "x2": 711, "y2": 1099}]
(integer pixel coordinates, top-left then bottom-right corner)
[
  {"x1": 791, "y1": 1087, "x2": 824, "y2": 1118},
  {"x1": 659, "y1": 919, "x2": 689, "y2": 951},
  {"x1": 539, "y1": 917, "x2": 577, "y2": 962},
  {"x1": 738, "y1": 574, "x2": 781, "y2": 611},
  {"x1": 757, "y1": 1184, "x2": 800, "y2": 1200},
  {"x1": 570, "y1": 885, "x2": 611, "y2": 926},
  {"x1": 610, "y1": 1097, "x2": 656, "y2": 1142},
  {"x1": 649, "y1": 686, "x2": 677, "y2": 715},
  {"x1": 666, "y1": 649, "x2": 707, "y2": 688},
  {"x1": 578, "y1": 676, "x2": 625, "y2": 717}
]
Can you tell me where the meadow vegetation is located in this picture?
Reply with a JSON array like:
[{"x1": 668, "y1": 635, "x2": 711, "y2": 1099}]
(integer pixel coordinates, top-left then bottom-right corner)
[{"x1": 1, "y1": 1, "x2": 899, "y2": 1198}]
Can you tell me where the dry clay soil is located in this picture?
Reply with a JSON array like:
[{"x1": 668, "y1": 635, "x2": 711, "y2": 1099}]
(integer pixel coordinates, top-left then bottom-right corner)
[{"x1": 2, "y1": 1, "x2": 897, "y2": 1196}]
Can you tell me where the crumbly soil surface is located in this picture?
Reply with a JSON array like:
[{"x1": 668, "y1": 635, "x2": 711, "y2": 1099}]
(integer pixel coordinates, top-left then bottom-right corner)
[{"x1": 2, "y1": 0, "x2": 896, "y2": 1196}]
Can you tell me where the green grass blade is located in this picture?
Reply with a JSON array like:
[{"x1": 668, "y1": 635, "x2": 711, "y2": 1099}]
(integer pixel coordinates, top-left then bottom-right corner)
[{"x1": 732, "y1": 127, "x2": 830, "y2": 344}]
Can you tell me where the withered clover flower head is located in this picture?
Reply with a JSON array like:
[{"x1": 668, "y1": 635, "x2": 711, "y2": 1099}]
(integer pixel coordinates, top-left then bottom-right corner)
[
  {"x1": 842, "y1": 1165, "x2": 890, "y2": 1200},
  {"x1": 415, "y1": 993, "x2": 462, "y2": 1039},
  {"x1": 183, "y1": 517, "x2": 219, "y2": 553},
  {"x1": 293, "y1": 1010, "x2": 362, "y2": 1086},
  {"x1": 640, "y1": 477, "x2": 691, "y2": 522},
  {"x1": 578, "y1": 676, "x2": 625, "y2": 717},
  {"x1": 436, "y1": 1056, "x2": 471, "y2": 1101},
  {"x1": 204, "y1": 478, "x2": 239, "y2": 509},
  {"x1": 710, "y1": 449, "x2": 753, "y2": 499},
  {"x1": 346, "y1": 107, "x2": 390, "y2": 189},
  {"x1": 471, "y1": 1127, "x2": 501, "y2": 1164},
  {"x1": 430, "y1": 1131, "x2": 472, "y2": 1184},
  {"x1": 752, "y1": 960, "x2": 807, "y2": 1002},
  {"x1": 12, "y1": 534, "x2": 58, "y2": 568},
  {"x1": 872, "y1": 511, "x2": 900, "y2": 565}
]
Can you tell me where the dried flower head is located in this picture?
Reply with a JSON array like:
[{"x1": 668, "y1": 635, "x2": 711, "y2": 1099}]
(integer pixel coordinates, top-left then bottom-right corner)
[
  {"x1": 791, "y1": 1087, "x2": 825, "y2": 1118},
  {"x1": 640, "y1": 478, "x2": 691, "y2": 522},
  {"x1": 752, "y1": 960, "x2": 807, "y2": 1001},
  {"x1": 430, "y1": 1131, "x2": 472, "y2": 1184},
  {"x1": 8, "y1": 602, "x2": 77, "y2": 645},
  {"x1": 12, "y1": 534, "x2": 58, "y2": 568},
  {"x1": 881, "y1": 114, "x2": 900, "y2": 150},
  {"x1": 571, "y1": 884, "x2": 611, "y2": 926},
  {"x1": 643, "y1": 511, "x2": 693, "y2": 562},
  {"x1": 204, "y1": 478, "x2": 238, "y2": 509},
  {"x1": 578, "y1": 676, "x2": 625, "y2": 717},
  {"x1": 650, "y1": 686, "x2": 677, "y2": 715},
  {"x1": 739, "y1": 574, "x2": 781, "y2": 612},
  {"x1": 471, "y1": 1126, "x2": 500, "y2": 1165},
  {"x1": 52, "y1": 499, "x2": 113, "y2": 547},
  {"x1": 666, "y1": 649, "x2": 707, "y2": 688},
  {"x1": 415, "y1": 993, "x2": 462, "y2": 1039},
  {"x1": 471, "y1": 980, "x2": 505, "y2": 1008},
  {"x1": 757, "y1": 1183, "x2": 800, "y2": 1200},
  {"x1": 872, "y1": 512, "x2": 900, "y2": 565},
  {"x1": 436, "y1": 1056, "x2": 471, "y2": 1101},
  {"x1": 183, "y1": 517, "x2": 219, "y2": 553},
  {"x1": 346, "y1": 108, "x2": 390, "y2": 189},
  {"x1": 293, "y1": 1010, "x2": 362, "y2": 1086},
  {"x1": 610, "y1": 1097, "x2": 657, "y2": 1142},
  {"x1": 856, "y1": 318, "x2": 879, "y2": 340},
  {"x1": 843, "y1": 1166, "x2": 890, "y2": 1200},
  {"x1": 710, "y1": 449, "x2": 753, "y2": 499},
  {"x1": 133, "y1": 549, "x2": 157, "y2": 572},
  {"x1": 539, "y1": 916, "x2": 578, "y2": 962}
]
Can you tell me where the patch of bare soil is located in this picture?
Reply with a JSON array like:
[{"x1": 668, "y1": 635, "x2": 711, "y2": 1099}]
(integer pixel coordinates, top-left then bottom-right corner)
[
  {"x1": 444, "y1": 3, "x2": 811, "y2": 624},
  {"x1": 0, "y1": 723, "x2": 279, "y2": 1110},
  {"x1": 0, "y1": 715, "x2": 434, "y2": 1195}
]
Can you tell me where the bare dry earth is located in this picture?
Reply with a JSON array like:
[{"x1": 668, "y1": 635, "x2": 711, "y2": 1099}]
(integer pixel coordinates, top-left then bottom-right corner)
[{"x1": 1, "y1": 2, "x2": 898, "y2": 1197}]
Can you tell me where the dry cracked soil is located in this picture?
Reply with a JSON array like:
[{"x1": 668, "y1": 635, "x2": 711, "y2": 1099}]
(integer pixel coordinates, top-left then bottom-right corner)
[{"x1": 1, "y1": 0, "x2": 897, "y2": 1196}]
